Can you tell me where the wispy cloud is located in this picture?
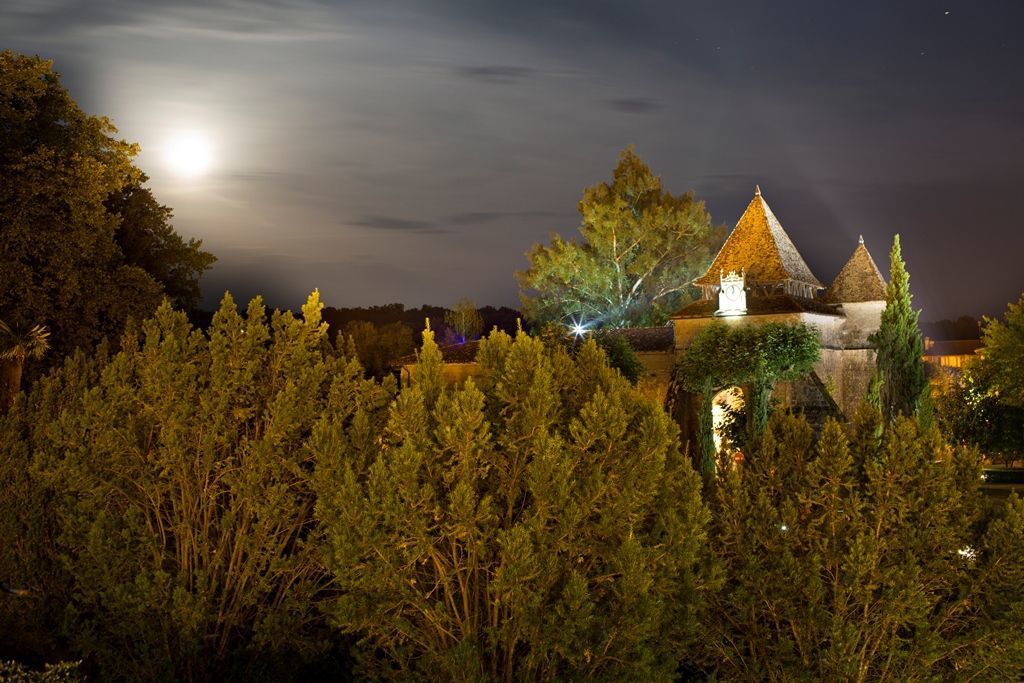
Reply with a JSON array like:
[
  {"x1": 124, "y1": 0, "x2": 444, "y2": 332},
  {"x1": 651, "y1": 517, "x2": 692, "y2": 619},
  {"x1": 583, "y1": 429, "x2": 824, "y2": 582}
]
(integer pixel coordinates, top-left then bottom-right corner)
[
  {"x1": 454, "y1": 65, "x2": 536, "y2": 84},
  {"x1": 352, "y1": 216, "x2": 449, "y2": 234},
  {"x1": 605, "y1": 97, "x2": 661, "y2": 114}
]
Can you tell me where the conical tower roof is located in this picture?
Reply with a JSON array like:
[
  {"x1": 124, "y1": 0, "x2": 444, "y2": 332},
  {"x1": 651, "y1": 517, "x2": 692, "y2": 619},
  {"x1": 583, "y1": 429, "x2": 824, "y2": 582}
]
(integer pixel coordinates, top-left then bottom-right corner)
[
  {"x1": 694, "y1": 186, "x2": 823, "y2": 289},
  {"x1": 823, "y1": 236, "x2": 886, "y2": 303}
]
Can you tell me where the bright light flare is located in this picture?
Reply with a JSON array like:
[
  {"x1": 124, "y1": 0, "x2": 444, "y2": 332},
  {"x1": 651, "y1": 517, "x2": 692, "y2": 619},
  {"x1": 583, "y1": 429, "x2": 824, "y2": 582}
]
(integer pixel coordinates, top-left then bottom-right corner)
[
  {"x1": 568, "y1": 318, "x2": 589, "y2": 338},
  {"x1": 164, "y1": 130, "x2": 214, "y2": 177}
]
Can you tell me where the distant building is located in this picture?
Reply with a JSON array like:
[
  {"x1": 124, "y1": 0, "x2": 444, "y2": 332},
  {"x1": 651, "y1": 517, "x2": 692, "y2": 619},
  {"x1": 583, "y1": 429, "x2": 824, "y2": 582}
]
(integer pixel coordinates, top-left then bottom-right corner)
[{"x1": 922, "y1": 337, "x2": 982, "y2": 370}]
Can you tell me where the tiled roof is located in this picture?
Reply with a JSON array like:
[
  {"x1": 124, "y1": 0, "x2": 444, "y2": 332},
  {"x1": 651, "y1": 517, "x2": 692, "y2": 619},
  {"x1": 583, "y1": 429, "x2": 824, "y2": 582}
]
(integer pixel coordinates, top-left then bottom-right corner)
[
  {"x1": 600, "y1": 326, "x2": 675, "y2": 352},
  {"x1": 824, "y1": 237, "x2": 886, "y2": 303},
  {"x1": 670, "y1": 294, "x2": 841, "y2": 319},
  {"x1": 694, "y1": 187, "x2": 824, "y2": 289}
]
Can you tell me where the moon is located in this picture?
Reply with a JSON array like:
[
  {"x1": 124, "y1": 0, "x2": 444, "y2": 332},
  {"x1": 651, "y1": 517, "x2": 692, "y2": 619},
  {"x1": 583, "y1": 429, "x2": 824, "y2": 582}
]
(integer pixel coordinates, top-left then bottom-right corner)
[{"x1": 164, "y1": 130, "x2": 214, "y2": 177}]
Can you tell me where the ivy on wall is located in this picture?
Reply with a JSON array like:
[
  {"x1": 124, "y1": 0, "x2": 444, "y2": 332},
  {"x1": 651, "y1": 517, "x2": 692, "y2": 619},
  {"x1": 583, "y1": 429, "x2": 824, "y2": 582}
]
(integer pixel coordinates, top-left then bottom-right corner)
[{"x1": 676, "y1": 321, "x2": 821, "y2": 476}]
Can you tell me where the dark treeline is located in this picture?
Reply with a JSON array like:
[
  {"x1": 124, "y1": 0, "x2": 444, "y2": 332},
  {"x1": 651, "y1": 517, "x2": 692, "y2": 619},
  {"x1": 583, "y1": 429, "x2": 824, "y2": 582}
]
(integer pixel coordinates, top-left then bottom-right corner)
[
  {"x1": 921, "y1": 316, "x2": 981, "y2": 340},
  {"x1": 321, "y1": 303, "x2": 521, "y2": 346}
]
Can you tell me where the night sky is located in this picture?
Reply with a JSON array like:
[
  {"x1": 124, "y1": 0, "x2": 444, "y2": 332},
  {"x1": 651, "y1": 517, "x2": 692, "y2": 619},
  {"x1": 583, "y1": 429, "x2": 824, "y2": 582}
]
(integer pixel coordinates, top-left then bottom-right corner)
[{"x1": 4, "y1": 0, "x2": 1024, "y2": 321}]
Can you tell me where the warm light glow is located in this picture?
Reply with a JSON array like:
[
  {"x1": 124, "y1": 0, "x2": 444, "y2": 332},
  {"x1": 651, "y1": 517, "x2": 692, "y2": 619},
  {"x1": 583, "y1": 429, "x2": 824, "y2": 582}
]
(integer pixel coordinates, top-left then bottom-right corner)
[
  {"x1": 711, "y1": 386, "x2": 744, "y2": 454},
  {"x1": 164, "y1": 130, "x2": 214, "y2": 177}
]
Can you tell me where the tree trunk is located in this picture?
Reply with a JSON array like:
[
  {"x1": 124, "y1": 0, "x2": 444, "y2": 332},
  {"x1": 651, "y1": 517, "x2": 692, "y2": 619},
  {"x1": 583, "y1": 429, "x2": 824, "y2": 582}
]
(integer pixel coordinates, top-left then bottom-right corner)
[
  {"x1": 746, "y1": 377, "x2": 773, "y2": 448},
  {"x1": 1, "y1": 357, "x2": 24, "y2": 414}
]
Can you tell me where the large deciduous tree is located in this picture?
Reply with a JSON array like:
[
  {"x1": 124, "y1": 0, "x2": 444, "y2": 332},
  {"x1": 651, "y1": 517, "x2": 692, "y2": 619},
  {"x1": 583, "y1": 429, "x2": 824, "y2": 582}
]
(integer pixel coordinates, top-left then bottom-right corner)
[
  {"x1": 314, "y1": 327, "x2": 711, "y2": 680},
  {"x1": 868, "y1": 234, "x2": 927, "y2": 422},
  {"x1": 933, "y1": 292, "x2": 1024, "y2": 465},
  {"x1": 517, "y1": 147, "x2": 721, "y2": 328},
  {"x1": 0, "y1": 51, "x2": 214, "y2": 368},
  {"x1": 105, "y1": 178, "x2": 216, "y2": 312}
]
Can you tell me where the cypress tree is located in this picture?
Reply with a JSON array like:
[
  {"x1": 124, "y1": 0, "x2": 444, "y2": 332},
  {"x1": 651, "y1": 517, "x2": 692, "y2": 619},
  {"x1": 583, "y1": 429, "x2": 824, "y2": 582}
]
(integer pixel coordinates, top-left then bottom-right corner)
[{"x1": 869, "y1": 234, "x2": 927, "y2": 422}]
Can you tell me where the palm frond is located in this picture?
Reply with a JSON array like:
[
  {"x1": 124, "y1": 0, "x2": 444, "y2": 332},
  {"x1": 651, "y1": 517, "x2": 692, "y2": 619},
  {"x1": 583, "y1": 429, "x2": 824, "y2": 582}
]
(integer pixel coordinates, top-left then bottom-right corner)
[{"x1": 0, "y1": 320, "x2": 51, "y2": 360}]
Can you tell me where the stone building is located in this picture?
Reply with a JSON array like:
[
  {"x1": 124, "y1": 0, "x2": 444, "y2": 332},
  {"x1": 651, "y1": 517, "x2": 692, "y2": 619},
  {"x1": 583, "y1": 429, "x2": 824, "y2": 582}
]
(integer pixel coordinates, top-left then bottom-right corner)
[
  {"x1": 666, "y1": 186, "x2": 887, "y2": 451},
  {"x1": 398, "y1": 186, "x2": 888, "y2": 453},
  {"x1": 922, "y1": 338, "x2": 982, "y2": 371}
]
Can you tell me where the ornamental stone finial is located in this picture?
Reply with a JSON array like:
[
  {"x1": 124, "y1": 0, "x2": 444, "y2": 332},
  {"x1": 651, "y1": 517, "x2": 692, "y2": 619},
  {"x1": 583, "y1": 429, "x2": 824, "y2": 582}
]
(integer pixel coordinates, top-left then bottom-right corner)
[
  {"x1": 754, "y1": 184, "x2": 761, "y2": 196},
  {"x1": 858, "y1": 234, "x2": 864, "y2": 244}
]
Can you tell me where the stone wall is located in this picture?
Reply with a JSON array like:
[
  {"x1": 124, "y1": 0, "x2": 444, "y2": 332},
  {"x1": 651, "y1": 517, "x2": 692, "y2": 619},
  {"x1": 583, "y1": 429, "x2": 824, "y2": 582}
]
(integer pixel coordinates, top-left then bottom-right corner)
[
  {"x1": 816, "y1": 348, "x2": 877, "y2": 418},
  {"x1": 836, "y1": 301, "x2": 884, "y2": 348},
  {"x1": 635, "y1": 350, "x2": 676, "y2": 404}
]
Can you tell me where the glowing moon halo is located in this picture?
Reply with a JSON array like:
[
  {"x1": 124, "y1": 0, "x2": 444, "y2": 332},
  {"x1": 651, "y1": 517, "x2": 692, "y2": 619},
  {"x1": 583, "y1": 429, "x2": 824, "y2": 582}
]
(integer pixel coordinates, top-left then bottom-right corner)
[{"x1": 164, "y1": 130, "x2": 214, "y2": 177}]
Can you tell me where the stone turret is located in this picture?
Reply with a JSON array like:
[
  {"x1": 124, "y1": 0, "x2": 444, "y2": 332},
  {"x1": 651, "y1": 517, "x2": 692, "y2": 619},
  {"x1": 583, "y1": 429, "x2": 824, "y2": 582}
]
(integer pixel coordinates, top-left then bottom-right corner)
[{"x1": 826, "y1": 236, "x2": 887, "y2": 347}]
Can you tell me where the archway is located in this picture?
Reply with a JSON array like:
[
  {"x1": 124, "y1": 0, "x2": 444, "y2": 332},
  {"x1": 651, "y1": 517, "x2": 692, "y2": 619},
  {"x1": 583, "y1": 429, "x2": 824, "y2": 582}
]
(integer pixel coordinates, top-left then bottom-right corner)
[{"x1": 711, "y1": 386, "x2": 744, "y2": 456}]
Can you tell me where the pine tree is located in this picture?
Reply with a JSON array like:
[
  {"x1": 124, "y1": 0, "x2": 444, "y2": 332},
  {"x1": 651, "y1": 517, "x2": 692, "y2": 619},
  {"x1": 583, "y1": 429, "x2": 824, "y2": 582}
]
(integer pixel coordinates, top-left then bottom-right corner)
[
  {"x1": 0, "y1": 291, "x2": 384, "y2": 680},
  {"x1": 869, "y1": 234, "x2": 927, "y2": 422},
  {"x1": 315, "y1": 327, "x2": 711, "y2": 681},
  {"x1": 698, "y1": 408, "x2": 1024, "y2": 679}
]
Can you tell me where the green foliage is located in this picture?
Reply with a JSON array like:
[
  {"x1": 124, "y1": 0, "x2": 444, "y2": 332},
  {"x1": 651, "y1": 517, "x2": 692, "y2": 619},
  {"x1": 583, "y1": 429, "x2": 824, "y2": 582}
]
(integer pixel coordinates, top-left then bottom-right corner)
[
  {"x1": 0, "y1": 291, "x2": 386, "y2": 680},
  {"x1": 676, "y1": 322, "x2": 820, "y2": 474},
  {"x1": 932, "y1": 292, "x2": 1024, "y2": 465},
  {"x1": 0, "y1": 51, "x2": 214, "y2": 370},
  {"x1": 314, "y1": 328, "x2": 710, "y2": 681},
  {"x1": 342, "y1": 319, "x2": 415, "y2": 378},
  {"x1": 978, "y1": 291, "x2": 1024, "y2": 409},
  {"x1": 517, "y1": 146, "x2": 721, "y2": 328},
  {"x1": 444, "y1": 298, "x2": 484, "y2": 342},
  {"x1": 699, "y1": 409, "x2": 1024, "y2": 680},
  {"x1": 869, "y1": 235, "x2": 926, "y2": 422},
  {"x1": 0, "y1": 348, "x2": 104, "y2": 665},
  {"x1": 533, "y1": 323, "x2": 647, "y2": 385},
  {"x1": 933, "y1": 362, "x2": 1024, "y2": 466},
  {"x1": 593, "y1": 331, "x2": 645, "y2": 384}
]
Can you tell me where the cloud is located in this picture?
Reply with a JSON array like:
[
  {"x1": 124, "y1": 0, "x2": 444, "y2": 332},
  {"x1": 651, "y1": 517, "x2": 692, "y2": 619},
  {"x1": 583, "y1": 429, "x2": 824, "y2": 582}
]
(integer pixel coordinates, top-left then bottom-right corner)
[
  {"x1": 454, "y1": 65, "x2": 536, "y2": 84},
  {"x1": 605, "y1": 97, "x2": 662, "y2": 114},
  {"x1": 352, "y1": 215, "x2": 449, "y2": 234}
]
